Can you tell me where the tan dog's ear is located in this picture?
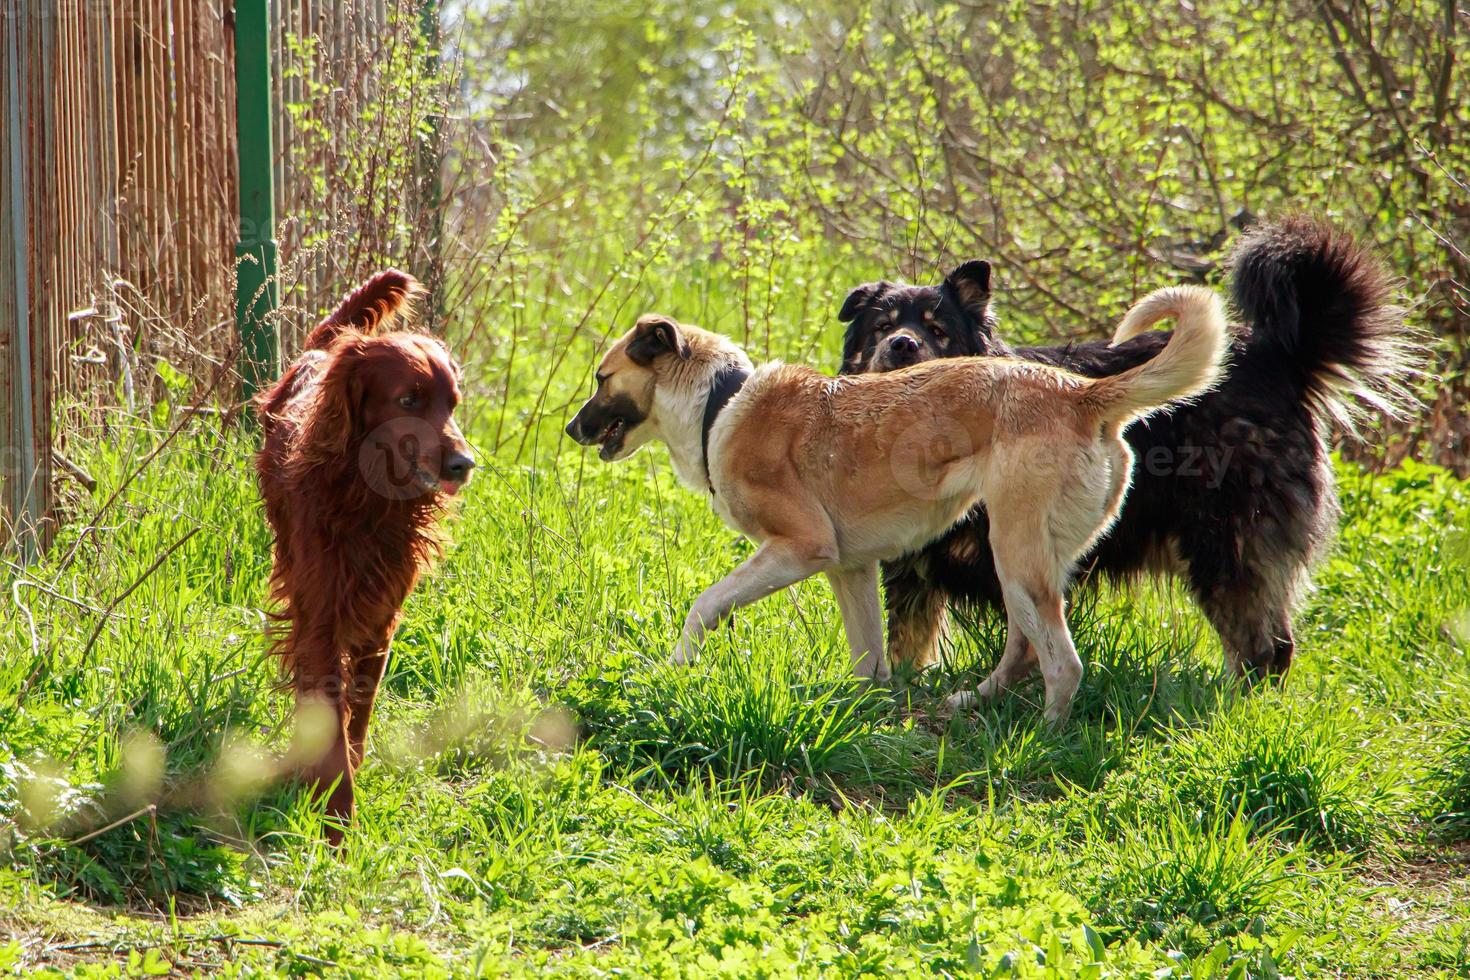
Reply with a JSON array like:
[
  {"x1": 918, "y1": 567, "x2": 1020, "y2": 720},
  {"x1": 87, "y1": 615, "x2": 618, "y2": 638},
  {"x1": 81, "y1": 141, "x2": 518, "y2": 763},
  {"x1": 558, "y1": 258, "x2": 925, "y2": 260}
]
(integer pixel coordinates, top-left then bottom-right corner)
[{"x1": 627, "y1": 314, "x2": 691, "y2": 364}]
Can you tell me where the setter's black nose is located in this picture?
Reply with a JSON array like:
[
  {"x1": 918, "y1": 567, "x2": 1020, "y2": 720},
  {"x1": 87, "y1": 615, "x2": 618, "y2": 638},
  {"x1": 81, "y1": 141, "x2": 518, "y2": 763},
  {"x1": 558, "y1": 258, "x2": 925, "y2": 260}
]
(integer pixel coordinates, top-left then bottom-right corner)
[{"x1": 442, "y1": 452, "x2": 475, "y2": 482}]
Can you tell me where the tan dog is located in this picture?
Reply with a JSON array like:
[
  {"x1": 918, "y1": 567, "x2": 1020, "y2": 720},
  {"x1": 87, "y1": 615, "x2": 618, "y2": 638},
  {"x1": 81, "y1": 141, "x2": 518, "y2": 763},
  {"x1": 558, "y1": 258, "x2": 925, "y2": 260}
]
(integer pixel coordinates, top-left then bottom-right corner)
[{"x1": 567, "y1": 286, "x2": 1227, "y2": 721}]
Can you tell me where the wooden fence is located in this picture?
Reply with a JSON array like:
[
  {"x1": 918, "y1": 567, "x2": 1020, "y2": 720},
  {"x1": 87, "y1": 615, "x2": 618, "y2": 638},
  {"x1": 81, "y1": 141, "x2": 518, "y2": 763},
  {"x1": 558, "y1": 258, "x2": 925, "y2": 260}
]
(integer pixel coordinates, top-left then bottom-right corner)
[{"x1": 0, "y1": 0, "x2": 438, "y2": 558}]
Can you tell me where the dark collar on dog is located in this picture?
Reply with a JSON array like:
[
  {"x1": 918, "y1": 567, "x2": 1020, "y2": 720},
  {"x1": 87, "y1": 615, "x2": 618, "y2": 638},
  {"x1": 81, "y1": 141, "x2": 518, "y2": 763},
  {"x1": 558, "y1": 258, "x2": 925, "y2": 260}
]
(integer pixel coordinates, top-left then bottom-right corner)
[{"x1": 701, "y1": 364, "x2": 750, "y2": 494}]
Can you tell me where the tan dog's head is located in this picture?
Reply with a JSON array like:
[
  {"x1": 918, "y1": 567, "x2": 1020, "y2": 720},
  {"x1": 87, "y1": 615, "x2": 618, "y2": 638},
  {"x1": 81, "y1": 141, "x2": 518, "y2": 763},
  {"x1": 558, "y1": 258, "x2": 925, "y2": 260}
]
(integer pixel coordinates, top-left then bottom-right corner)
[{"x1": 566, "y1": 314, "x2": 690, "y2": 461}]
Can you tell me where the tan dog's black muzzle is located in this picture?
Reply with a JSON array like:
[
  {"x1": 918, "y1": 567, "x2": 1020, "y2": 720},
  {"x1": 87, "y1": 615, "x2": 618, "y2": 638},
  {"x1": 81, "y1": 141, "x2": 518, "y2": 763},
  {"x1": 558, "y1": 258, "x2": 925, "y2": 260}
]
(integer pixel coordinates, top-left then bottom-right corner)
[
  {"x1": 566, "y1": 402, "x2": 610, "y2": 446},
  {"x1": 566, "y1": 393, "x2": 644, "y2": 461}
]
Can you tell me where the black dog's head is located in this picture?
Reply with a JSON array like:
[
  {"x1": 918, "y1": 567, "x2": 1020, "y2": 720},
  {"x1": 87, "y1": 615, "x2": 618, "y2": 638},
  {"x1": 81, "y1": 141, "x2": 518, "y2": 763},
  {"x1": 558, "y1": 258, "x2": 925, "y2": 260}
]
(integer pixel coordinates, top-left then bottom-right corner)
[{"x1": 837, "y1": 260, "x2": 1005, "y2": 374}]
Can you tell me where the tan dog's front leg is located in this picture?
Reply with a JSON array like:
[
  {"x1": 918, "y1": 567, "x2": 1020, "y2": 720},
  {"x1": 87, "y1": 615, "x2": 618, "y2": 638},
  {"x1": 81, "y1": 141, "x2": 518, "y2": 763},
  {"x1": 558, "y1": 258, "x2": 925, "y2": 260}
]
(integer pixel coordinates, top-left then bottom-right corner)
[
  {"x1": 670, "y1": 539, "x2": 834, "y2": 665},
  {"x1": 826, "y1": 563, "x2": 890, "y2": 683}
]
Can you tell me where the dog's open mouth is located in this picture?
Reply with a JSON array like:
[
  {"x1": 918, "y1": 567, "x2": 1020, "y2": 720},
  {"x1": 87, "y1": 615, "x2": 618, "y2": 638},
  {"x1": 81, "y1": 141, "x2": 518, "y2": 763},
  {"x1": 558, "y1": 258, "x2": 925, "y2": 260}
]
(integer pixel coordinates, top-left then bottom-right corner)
[
  {"x1": 596, "y1": 418, "x2": 627, "y2": 460},
  {"x1": 409, "y1": 466, "x2": 440, "y2": 495},
  {"x1": 409, "y1": 465, "x2": 466, "y2": 497},
  {"x1": 414, "y1": 467, "x2": 470, "y2": 499}
]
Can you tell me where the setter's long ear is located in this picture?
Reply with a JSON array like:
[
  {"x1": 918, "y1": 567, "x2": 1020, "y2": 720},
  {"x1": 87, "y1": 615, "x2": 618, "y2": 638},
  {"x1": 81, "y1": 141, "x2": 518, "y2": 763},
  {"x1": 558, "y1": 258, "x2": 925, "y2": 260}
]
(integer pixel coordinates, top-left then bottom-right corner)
[
  {"x1": 304, "y1": 269, "x2": 425, "y2": 351},
  {"x1": 300, "y1": 342, "x2": 369, "y2": 461}
]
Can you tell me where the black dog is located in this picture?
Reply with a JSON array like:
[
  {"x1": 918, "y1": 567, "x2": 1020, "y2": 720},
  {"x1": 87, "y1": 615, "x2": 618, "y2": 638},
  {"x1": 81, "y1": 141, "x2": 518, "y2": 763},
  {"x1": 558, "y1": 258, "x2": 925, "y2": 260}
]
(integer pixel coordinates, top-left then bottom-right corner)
[{"x1": 838, "y1": 217, "x2": 1411, "y2": 685}]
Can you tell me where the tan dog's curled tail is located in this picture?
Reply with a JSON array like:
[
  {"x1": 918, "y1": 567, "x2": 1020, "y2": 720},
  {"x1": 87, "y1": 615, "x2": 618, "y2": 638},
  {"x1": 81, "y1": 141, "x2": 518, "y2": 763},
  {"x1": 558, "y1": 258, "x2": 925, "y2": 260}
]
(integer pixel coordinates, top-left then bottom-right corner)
[{"x1": 1081, "y1": 285, "x2": 1229, "y2": 422}]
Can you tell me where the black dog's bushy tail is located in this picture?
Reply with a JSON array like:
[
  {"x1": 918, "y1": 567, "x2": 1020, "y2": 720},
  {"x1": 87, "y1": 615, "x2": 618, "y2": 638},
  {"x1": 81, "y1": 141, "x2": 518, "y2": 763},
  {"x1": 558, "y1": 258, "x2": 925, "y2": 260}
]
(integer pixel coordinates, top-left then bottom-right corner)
[{"x1": 1229, "y1": 215, "x2": 1420, "y2": 433}]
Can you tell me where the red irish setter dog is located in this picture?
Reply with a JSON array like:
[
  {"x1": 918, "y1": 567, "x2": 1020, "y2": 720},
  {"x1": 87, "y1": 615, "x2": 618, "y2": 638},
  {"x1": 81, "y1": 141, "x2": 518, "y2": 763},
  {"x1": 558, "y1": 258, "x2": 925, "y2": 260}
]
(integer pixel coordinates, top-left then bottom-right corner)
[{"x1": 254, "y1": 270, "x2": 473, "y2": 842}]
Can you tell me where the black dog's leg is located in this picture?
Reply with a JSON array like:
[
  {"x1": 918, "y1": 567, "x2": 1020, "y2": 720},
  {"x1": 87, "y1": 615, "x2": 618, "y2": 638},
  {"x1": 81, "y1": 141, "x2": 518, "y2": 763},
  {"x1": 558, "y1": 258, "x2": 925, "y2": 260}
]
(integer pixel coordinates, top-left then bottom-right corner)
[{"x1": 882, "y1": 557, "x2": 948, "y2": 670}]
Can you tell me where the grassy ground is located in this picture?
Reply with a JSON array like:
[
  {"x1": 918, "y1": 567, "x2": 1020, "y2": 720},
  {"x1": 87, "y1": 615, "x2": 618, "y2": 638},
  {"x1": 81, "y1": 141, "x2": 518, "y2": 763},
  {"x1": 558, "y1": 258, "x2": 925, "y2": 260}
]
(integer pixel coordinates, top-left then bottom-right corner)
[
  {"x1": 2, "y1": 399, "x2": 1468, "y2": 976},
  {"x1": 3, "y1": 226, "x2": 1469, "y2": 975}
]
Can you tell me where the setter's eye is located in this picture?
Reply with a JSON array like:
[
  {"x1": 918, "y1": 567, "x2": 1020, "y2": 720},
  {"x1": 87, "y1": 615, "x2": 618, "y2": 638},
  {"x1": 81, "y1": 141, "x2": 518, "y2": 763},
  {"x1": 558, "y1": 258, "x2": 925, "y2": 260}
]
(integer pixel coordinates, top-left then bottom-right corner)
[
  {"x1": 931, "y1": 323, "x2": 947, "y2": 340},
  {"x1": 398, "y1": 393, "x2": 422, "y2": 410}
]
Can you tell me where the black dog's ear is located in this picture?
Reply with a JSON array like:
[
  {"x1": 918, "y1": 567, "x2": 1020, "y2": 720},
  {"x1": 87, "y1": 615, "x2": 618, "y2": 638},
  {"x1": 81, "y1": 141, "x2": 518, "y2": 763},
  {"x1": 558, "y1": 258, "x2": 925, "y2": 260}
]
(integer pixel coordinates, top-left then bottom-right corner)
[
  {"x1": 838, "y1": 282, "x2": 888, "y2": 323},
  {"x1": 626, "y1": 314, "x2": 691, "y2": 365},
  {"x1": 943, "y1": 260, "x2": 991, "y2": 316}
]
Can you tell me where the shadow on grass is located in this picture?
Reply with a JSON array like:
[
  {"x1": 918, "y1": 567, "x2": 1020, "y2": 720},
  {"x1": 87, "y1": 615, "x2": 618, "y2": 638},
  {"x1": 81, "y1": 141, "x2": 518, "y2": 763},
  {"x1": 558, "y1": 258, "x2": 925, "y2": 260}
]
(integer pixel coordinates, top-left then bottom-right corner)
[
  {"x1": 882, "y1": 593, "x2": 1231, "y2": 799},
  {"x1": 3, "y1": 773, "x2": 297, "y2": 914},
  {"x1": 562, "y1": 589, "x2": 1235, "y2": 813},
  {"x1": 560, "y1": 651, "x2": 893, "y2": 790}
]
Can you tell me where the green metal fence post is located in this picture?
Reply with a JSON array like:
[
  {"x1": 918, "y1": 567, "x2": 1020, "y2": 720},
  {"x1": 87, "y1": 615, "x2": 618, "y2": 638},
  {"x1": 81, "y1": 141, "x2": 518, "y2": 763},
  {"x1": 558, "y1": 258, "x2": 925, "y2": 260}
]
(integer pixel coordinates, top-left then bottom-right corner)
[
  {"x1": 235, "y1": 0, "x2": 278, "y2": 399},
  {"x1": 419, "y1": 0, "x2": 444, "y2": 332}
]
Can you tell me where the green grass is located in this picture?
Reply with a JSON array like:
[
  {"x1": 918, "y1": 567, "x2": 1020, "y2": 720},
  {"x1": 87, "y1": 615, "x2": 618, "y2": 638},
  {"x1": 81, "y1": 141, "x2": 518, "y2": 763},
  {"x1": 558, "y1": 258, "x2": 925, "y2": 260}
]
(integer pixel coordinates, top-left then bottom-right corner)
[
  {"x1": 3, "y1": 409, "x2": 1468, "y2": 976},
  {"x1": 2, "y1": 267, "x2": 1468, "y2": 980}
]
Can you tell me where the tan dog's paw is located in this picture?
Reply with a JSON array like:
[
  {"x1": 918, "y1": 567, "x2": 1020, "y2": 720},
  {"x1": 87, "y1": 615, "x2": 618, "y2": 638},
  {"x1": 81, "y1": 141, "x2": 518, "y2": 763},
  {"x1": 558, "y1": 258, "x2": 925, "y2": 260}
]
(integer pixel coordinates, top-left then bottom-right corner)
[
  {"x1": 853, "y1": 652, "x2": 892, "y2": 685},
  {"x1": 668, "y1": 642, "x2": 696, "y2": 666},
  {"x1": 974, "y1": 674, "x2": 1004, "y2": 701},
  {"x1": 945, "y1": 689, "x2": 977, "y2": 714}
]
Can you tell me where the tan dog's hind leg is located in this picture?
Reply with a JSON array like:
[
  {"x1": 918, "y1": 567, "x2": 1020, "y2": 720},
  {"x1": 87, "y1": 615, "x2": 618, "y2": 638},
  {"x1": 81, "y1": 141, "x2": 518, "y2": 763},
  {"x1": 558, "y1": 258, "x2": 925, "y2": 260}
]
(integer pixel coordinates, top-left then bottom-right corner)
[
  {"x1": 826, "y1": 563, "x2": 890, "y2": 682},
  {"x1": 961, "y1": 439, "x2": 1130, "y2": 716},
  {"x1": 1015, "y1": 444, "x2": 1130, "y2": 722},
  {"x1": 950, "y1": 469, "x2": 1096, "y2": 722},
  {"x1": 670, "y1": 538, "x2": 835, "y2": 665},
  {"x1": 948, "y1": 574, "x2": 1074, "y2": 717},
  {"x1": 966, "y1": 630, "x2": 1038, "y2": 707},
  {"x1": 1026, "y1": 588, "x2": 1084, "y2": 723}
]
